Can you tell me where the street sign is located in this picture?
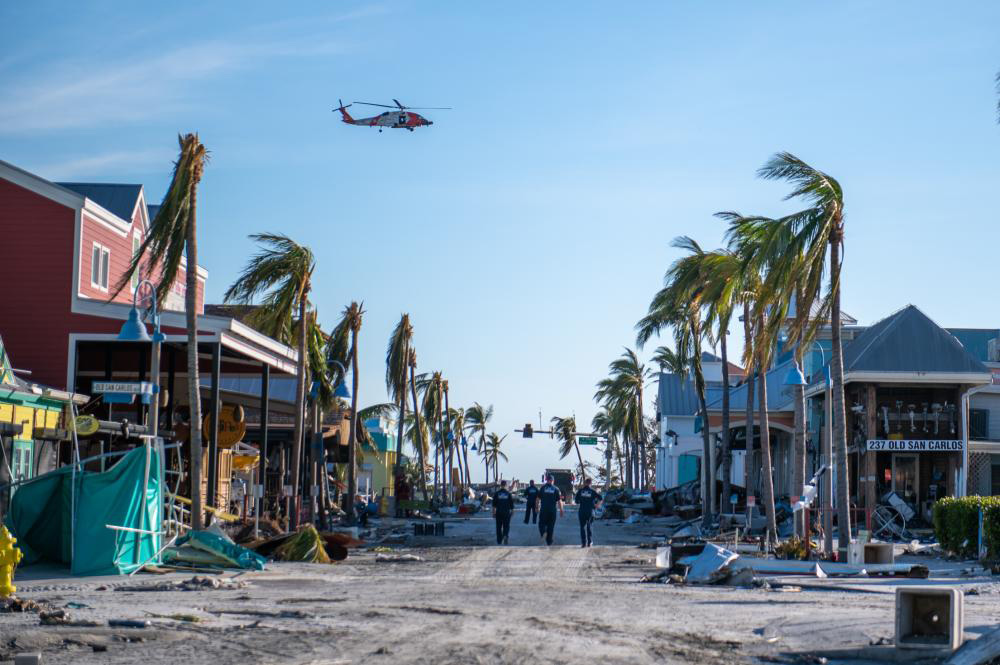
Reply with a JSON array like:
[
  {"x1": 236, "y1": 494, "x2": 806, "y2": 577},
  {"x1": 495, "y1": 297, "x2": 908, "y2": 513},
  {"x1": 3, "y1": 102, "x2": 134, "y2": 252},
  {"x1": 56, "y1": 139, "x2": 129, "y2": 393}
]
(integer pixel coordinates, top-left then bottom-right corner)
[
  {"x1": 578, "y1": 436, "x2": 598, "y2": 446},
  {"x1": 92, "y1": 381, "x2": 153, "y2": 394}
]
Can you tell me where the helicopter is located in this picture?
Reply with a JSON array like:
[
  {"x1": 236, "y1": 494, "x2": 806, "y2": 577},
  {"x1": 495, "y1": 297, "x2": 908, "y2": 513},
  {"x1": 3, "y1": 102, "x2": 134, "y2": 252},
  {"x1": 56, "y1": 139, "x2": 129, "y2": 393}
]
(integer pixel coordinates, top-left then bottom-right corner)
[{"x1": 334, "y1": 99, "x2": 450, "y2": 132}]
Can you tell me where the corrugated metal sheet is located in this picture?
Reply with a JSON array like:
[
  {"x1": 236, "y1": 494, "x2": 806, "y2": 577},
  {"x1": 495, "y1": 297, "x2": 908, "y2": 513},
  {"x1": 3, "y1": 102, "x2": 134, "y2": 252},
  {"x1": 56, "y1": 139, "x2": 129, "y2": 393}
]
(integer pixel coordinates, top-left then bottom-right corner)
[
  {"x1": 947, "y1": 328, "x2": 1000, "y2": 362},
  {"x1": 842, "y1": 305, "x2": 988, "y2": 375},
  {"x1": 57, "y1": 182, "x2": 142, "y2": 222},
  {"x1": 658, "y1": 372, "x2": 726, "y2": 416},
  {"x1": 707, "y1": 358, "x2": 797, "y2": 412}
]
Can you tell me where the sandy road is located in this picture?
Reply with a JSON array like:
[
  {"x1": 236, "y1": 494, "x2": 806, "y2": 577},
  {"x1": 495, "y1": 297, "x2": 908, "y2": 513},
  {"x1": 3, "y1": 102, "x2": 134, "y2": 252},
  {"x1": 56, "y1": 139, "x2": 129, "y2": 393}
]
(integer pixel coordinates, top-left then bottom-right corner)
[{"x1": 5, "y1": 513, "x2": 1000, "y2": 664}]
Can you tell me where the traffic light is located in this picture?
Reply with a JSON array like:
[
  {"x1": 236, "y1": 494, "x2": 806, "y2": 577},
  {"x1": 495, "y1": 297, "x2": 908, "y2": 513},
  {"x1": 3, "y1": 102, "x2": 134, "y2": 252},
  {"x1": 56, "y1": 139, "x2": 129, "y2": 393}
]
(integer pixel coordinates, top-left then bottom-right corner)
[{"x1": 522, "y1": 423, "x2": 533, "y2": 438}]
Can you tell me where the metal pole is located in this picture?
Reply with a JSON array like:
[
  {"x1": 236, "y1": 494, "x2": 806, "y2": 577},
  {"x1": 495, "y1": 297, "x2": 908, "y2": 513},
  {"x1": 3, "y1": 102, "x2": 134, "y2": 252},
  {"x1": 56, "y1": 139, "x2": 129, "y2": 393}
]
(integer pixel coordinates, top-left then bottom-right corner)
[
  {"x1": 824, "y1": 372, "x2": 833, "y2": 556},
  {"x1": 207, "y1": 342, "x2": 222, "y2": 523},
  {"x1": 257, "y1": 363, "x2": 269, "y2": 539}
]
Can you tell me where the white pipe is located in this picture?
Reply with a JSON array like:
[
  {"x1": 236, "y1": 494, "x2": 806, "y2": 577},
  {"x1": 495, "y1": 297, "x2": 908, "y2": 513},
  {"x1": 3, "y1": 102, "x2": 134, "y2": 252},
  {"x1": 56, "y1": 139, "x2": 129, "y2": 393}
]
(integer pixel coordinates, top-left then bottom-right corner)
[{"x1": 960, "y1": 384, "x2": 990, "y2": 497}]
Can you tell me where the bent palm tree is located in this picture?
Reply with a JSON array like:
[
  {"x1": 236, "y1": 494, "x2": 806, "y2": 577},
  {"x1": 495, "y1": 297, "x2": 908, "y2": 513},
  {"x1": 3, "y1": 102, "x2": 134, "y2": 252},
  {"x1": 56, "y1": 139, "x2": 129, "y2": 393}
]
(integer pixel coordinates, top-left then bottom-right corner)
[
  {"x1": 756, "y1": 152, "x2": 850, "y2": 550},
  {"x1": 465, "y1": 403, "x2": 493, "y2": 483},
  {"x1": 224, "y1": 233, "x2": 315, "y2": 527},
  {"x1": 386, "y1": 314, "x2": 414, "y2": 493},
  {"x1": 407, "y1": 350, "x2": 429, "y2": 500},
  {"x1": 483, "y1": 433, "x2": 508, "y2": 481},
  {"x1": 332, "y1": 302, "x2": 364, "y2": 519},
  {"x1": 115, "y1": 133, "x2": 209, "y2": 530},
  {"x1": 551, "y1": 416, "x2": 586, "y2": 483}
]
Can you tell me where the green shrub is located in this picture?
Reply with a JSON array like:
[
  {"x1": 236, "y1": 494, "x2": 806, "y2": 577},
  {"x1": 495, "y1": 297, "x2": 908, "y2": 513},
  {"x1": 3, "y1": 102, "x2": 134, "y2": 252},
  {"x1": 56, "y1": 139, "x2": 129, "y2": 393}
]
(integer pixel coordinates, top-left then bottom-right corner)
[{"x1": 932, "y1": 496, "x2": 1000, "y2": 558}]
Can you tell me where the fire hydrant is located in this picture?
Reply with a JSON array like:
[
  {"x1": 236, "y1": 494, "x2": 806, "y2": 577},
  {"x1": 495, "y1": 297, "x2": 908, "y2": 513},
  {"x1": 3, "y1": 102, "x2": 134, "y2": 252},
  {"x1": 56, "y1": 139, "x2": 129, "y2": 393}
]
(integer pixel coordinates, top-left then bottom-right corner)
[{"x1": 0, "y1": 525, "x2": 22, "y2": 598}]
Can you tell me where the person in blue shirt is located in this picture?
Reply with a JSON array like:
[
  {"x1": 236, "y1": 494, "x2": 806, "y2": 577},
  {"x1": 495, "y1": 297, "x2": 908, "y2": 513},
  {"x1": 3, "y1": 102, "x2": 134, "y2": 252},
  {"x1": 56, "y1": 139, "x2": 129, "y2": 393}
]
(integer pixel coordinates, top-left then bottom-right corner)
[
  {"x1": 574, "y1": 478, "x2": 603, "y2": 547},
  {"x1": 523, "y1": 480, "x2": 539, "y2": 524},
  {"x1": 535, "y1": 475, "x2": 564, "y2": 546},
  {"x1": 491, "y1": 480, "x2": 515, "y2": 545}
]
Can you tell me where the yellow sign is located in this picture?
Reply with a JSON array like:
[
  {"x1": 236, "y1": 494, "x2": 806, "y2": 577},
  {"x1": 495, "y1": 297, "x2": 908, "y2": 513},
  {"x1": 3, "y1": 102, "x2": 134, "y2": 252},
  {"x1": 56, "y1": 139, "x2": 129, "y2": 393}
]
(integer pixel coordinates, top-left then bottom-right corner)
[
  {"x1": 73, "y1": 414, "x2": 100, "y2": 437},
  {"x1": 202, "y1": 404, "x2": 246, "y2": 449}
]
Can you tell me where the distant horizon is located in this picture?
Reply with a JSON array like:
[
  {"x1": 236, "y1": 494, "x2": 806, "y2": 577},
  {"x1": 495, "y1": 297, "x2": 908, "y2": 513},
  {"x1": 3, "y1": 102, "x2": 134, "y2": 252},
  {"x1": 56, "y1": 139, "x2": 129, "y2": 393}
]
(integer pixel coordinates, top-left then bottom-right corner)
[{"x1": 2, "y1": 2, "x2": 998, "y2": 481}]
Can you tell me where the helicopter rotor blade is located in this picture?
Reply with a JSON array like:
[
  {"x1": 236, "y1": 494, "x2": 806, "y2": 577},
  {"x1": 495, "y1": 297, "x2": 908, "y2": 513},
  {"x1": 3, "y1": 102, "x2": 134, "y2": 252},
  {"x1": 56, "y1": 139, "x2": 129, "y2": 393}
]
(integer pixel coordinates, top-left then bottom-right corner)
[
  {"x1": 399, "y1": 106, "x2": 452, "y2": 110},
  {"x1": 353, "y1": 101, "x2": 397, "y2": 108}
]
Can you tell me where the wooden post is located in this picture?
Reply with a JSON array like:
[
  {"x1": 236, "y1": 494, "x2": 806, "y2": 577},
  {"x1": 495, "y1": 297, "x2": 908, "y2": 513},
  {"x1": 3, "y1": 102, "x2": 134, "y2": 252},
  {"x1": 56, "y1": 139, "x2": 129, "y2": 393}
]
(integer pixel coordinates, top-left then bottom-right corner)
[{"x1": 864, "y1": 384, "x2": 878, "y2": 510}]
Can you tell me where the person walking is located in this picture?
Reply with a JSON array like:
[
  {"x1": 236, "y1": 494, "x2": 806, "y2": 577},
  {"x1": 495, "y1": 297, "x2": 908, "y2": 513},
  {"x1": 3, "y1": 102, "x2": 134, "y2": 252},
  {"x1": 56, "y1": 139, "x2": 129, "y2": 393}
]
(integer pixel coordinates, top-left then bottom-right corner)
[
  {"x1": 574, "y1": 478, "x2": 602, "y2": 547},
  {"x1": 523, "y1": 479, "x2": 539, "y2": 524},
  {"x1": 492, "y1": 479, "x2": 515, "y2": 545},
  {"x1": 536, "y1": 474, "x2": 564, "y2": 546}
]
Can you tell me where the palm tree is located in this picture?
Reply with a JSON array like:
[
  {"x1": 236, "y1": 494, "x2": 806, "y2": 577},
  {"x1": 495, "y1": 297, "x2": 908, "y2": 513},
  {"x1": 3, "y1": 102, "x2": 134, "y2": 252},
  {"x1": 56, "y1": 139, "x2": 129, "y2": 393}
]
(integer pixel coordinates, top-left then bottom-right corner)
[
  {"x1": 637, "y1": 237, "x2": 714, "y2": 518},
  {"x1": 592, "y1": 405, "x2": 624, "y2": 488},
  {"x1": 465, "y1": 402, "x2": 493, "y2": 484},
  {"x1": 482, "y1": 433, "x2": 508, "y2": 481},
  {"x1": 386, "y1": 314, "x2": 413, "y2": 495},
  {"x1": 447, "y1": 406, "x2": 467, "y2": 489},
  {"x1": 407, "y1": 350, "x2": 429, "y2": 500},
  {"x1": 756, "y1": 152, "x2": 850, "y2": 550},
  {"x1": 652, "y1": 345, "x2": 688, "y2": 375},
  {"x1": 115, "y1": 133, "x2": 209, "y2": 530},
  {"x1": 224, "y1": 233, "x2": 316, "y2": 526},
  {"x1": 551, "y1": 416, "x2": 586, "y2": 483},
  {"x1": 332, "y1": 302, "x2": 364, "y2": 520},
  {"x1": 595, "y1": 349, "x2": 652, "y2": 487}
]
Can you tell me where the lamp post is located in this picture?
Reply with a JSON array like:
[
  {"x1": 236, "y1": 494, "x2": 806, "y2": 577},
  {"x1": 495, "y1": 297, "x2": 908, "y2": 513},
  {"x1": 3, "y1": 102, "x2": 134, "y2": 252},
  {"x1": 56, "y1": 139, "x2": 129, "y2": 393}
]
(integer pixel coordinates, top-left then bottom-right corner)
[
  {"x1": 782, "y1": 341, "x2": 831, "y2": 553},
  {"x1": 117, "y1": 279, "x2": 163, "y2": 561}
]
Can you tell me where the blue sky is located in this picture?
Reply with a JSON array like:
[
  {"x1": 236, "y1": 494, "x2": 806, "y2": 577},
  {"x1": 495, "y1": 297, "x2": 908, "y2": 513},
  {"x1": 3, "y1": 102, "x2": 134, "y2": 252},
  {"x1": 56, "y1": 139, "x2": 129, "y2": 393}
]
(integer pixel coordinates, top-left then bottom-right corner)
[{"x1": 2, "y1": 2, "x2": 999, "y2": 481}]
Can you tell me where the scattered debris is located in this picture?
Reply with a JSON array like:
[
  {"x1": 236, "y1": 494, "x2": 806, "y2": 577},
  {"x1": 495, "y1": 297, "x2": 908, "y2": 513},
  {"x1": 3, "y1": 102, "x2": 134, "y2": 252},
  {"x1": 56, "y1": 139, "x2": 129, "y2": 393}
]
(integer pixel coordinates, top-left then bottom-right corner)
[
  {"x1": 116, "y1": 575, "x2": 248, "y2": 592},
  {"x1": 1, "y1": 596, "x2": 42, "y2": 613},
  {"x1": 39, "y1": 609, "x2": 99, "y2": 627},
  {"x1": 681, "y1": 543, "x2": 739, "y2": 584},
  {"x1": 375, "y1": 553, "x2": 424, "y2": 563},
  {"x1": 274, "y1": 526, "x2": 331, "y2": 564},
  {"x1": 108, "y1": 619, "x2": 151, "y2": 628},
  {"x1": 166, "y1": 530, "x2": 267, "y2": 570},
  {"x1": 145, "y1": 612, "x2": 202, "y2": 623},
  {"x1": 393, "y1": 605, "x2": 463, "y2": 615},
  {"x1": 211, "y1": 609, "x2": 312, "y2": 619}
]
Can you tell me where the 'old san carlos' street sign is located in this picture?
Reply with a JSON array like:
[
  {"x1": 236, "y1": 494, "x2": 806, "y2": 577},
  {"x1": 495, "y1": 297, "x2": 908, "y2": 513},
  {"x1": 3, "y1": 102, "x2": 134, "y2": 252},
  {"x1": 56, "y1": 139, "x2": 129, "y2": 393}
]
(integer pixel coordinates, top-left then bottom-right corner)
[{"x1": 866, "y1": 439, "x2": 964, "y2": 452}]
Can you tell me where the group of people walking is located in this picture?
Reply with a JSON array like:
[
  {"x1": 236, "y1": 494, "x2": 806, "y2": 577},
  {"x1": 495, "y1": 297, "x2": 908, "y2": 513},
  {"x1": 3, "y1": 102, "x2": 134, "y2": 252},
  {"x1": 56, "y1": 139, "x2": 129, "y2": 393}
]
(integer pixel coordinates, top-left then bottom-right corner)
[{"x1": 491, "y1": 475, "x2": 602, "y2": 547}]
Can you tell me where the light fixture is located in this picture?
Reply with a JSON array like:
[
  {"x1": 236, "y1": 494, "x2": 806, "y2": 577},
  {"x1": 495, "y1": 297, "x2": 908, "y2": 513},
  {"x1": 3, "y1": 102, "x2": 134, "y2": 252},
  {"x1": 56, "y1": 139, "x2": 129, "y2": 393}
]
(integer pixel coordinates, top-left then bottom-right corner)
[
  {"x1": 118, "y1": 306, "x2": 150, "y2": 342},
  {"x1": 334, "y1": 381, "x2": 350, "y2": 399},
  {"x1": 470, "y1": 443, "x2": 477, "y2": 451}
]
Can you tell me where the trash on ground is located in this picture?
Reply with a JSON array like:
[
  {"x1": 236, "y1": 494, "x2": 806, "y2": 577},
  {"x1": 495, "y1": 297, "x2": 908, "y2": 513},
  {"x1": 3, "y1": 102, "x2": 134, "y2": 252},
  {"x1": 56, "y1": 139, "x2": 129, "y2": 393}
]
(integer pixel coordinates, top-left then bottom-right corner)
[
  {"x1": 375, "y1": 552, "x2": 424, "y2": 563},
  {"x1": 108, "y1": 618, "x2": 151, "y2": 628},
  {"x1": 1, "y1": 596, "x2": 42, "y2": 613},
  {"x1": 39, "y1": 609, "x2": 99, "y2": 627},
  {"x1": 681, "y1": 543, "x2": 740, "y2": 584},
  {"x1": 173, "y1": 530, "x2": 267, "y2": 570},
  {"x1": 115, "y1": 575, "x2": 248, "y2": 592},
  {"x1": 273, "y1": 525, "x2": 331, "y2": 564}
]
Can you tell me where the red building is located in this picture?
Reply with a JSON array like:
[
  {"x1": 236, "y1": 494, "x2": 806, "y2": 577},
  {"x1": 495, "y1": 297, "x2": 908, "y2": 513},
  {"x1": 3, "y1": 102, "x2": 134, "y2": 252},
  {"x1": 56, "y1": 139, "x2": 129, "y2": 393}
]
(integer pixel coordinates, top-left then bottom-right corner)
[{"x1": 0, "y1": 158, "x2": 298, "y2": 509}]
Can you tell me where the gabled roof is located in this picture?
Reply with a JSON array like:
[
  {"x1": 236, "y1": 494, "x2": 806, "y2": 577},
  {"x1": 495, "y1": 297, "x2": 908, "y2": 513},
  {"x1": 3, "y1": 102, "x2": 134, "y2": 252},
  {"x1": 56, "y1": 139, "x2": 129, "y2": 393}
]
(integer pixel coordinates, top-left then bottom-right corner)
[
  {"x1": 57, "y1": 182, "x2": 142, "y2": 222},
  {"x1": 658, "y1": 373, "x2": 726, "y2": 417},
  {"x1": 707, "y1": 357, "x2": 796, "y2": 413},
  {"x1": 946, "y1": 328, "x2": 1000, "y2": 363},
  {"x1": 841, "y1": 305, "x2": 988, "y2": 375},
  {"x1": 785, "y1": 293, "x2": 857, "y2": 325}
]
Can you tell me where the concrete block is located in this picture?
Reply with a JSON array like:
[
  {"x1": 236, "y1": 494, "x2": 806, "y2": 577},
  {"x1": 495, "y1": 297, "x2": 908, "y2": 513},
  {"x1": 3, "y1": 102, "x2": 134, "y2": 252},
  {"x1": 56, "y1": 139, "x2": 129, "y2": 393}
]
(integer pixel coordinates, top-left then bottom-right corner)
[
  {"x1": 15, "y1": 653, "x2": 42, "y2": 665},
  {"x1": 895, "y1": 586, "x2": 963, "y2": 652},
  {"x1": 848, "y1": 542, "x2": 894, "y2": 565}
]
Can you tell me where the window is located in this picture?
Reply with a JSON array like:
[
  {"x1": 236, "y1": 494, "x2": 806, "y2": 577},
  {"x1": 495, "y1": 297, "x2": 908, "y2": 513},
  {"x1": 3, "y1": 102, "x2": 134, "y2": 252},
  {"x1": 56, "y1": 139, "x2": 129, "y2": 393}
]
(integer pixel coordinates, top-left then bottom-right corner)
[
  {"x1": 970, "y1": 408, "x2": 989, "y2": 440},
  {"x1": 90, "y1": 242, "x2": 110, "y2": 291},
  {"x1": 131, "y1": 233, "x2": 141, "y2": 290}
]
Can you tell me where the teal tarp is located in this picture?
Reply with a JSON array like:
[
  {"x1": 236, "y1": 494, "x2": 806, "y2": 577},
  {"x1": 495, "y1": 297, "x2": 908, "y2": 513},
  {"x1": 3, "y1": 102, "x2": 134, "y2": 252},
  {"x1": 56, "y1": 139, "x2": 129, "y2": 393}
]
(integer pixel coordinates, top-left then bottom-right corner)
[{"x1": 5, "y1": 446, "x2": 162, "y2": 576}]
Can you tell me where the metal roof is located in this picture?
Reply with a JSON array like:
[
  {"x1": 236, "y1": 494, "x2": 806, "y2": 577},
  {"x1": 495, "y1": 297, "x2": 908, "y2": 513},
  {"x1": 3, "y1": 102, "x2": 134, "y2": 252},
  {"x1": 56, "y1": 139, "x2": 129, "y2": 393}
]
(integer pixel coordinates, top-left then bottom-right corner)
[
  {"x1": 56, "y1": 182, "x2": 142, "y2": 222},
  {"x1": 147, "y1": 203, "x2": 160, "y2": 222},
  {"x1": 707, "y1": 357, "x2": 797, "y2": 413},
  {"x1": 657, "y1": 372, "x2": 726, "y2": 416},
  {"x1": 946, "y1": 328, "x2": 1000, "y2": 362},
  {"x1": 841, "y1": 305, "x2": 988, "y2": 375}
]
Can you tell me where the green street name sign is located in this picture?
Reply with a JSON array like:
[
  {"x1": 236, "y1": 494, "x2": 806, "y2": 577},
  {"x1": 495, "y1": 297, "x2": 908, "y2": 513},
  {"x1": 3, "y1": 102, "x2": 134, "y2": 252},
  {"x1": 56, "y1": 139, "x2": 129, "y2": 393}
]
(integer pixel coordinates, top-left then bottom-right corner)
[{"x1": 578, "y1": 436, "x2": 598, "y2": 446}]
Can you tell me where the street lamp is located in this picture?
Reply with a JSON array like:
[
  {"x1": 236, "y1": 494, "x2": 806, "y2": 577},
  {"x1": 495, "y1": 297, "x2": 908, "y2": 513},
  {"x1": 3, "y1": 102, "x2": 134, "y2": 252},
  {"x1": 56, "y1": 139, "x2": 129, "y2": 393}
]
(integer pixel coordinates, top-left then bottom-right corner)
[{"x1": 782, "y1": 339, "x2": 832, "y2": 554}]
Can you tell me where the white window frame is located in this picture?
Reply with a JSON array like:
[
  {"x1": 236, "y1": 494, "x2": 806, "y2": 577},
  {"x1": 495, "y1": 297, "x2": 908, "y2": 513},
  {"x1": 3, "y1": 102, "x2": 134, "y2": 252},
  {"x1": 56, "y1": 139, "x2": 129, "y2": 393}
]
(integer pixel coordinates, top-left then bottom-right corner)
[
  {"x1": 131, "y1": 232, "x2": 142, "y2": 290},
  {"x1": 90, "y1": 241, "x2": 110, "y2": 292}
]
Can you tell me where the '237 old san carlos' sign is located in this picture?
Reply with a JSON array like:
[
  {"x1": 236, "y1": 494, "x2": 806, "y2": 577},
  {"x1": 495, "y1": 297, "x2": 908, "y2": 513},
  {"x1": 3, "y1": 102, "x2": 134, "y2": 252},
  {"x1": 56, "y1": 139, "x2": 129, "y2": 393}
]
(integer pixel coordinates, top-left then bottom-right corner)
[{"x1": 866, "y1": 439, "x2": 964, "y2": 452}]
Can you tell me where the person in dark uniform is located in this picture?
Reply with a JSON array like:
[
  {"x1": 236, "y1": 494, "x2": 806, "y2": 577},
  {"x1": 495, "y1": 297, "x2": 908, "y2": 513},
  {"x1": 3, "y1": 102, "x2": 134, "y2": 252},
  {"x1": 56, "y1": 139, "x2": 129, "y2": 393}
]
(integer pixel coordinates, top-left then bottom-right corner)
[
  {"x1": 574, "y1": 478, "x2": 602, "y2": 547},
  {"x1": 536, "y1": 475, "x2": 564, "y2": 546},
  {"x1": 492, "y1": 480, "x2": 515, "y2": 545},
  {"x1": 523, "y1": 479, "x2": 539, "y2": 524}
]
